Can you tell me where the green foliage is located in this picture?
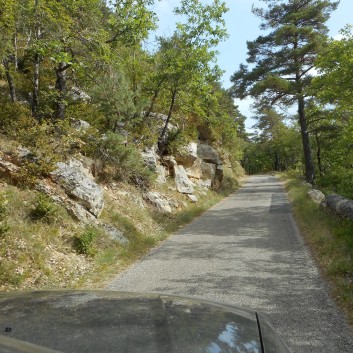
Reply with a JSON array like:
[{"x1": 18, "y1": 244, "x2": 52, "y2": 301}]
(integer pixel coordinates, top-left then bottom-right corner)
[
  {"x1": 73, "y1": 227, "x2": 99, "y2": 256},
  {"x1": 283, "y1": 175, "x2": 353, "y2": 325},
  {"x1": 29, "y1": 193, "x2": 58, "y2": 223},
  {"x1": 231, "y1": 0, "x2": 339, "y2": 183},
  {"x1": 0, "y1": 192, "x2": 10, "y2": 237},
  {"x1": 308, "y1": 28, "x2": 353, "y2": 198},
  {"x1": 89, "y1": 63, "x2": 137, "y2": 132},
  {"x1": 86, "y1": 131, "x2": 153, "y2": 186}
]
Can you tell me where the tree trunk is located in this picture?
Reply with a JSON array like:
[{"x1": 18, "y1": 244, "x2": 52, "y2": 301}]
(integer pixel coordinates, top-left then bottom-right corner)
[
  {"x1": 144, "y1": 90, "x2": 159, "y2": 119},
  {"x1": 32, "y1": 52, "x2": 40, "y2": 118},
  {"x1": 32, "y1": 0, "x2": 41, "y2": 119},
  {"x1": 315, "y1": 132, "x2": 323, "y2": 177},
  {"x1": 298, "y1": 96, "x2": 315, "y2": 184},
  {"x1": 3, "y1": 59, "x2": 17, "y2": 103},
  {"x1": 55, "y1": 62, "x2": 69, "y2": 120},
  {"x1": 144, "y1": 78, "x2": 165, "y2": 119},
  {"x1": 274, "y1": 151, "x2": 280, "y2": 171},
  {"x1": 158, "y1": 88, "x2": 177, "y2": 155}
]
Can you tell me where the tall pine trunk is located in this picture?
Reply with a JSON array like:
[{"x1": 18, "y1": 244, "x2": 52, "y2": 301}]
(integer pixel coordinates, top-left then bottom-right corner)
[
  {"x1": 158, "y1": 88, "x2": 177, "y2": 155},
  {"x1": 298, "y1": 95, "x2": 315, "y2": 184},
  {"x1": 32, "y1": 52, "x2": 40, "y2": 118},
  {"x1": 55, "y1": 62, "x2": 68, "y2": 120},
  {"x1": 3, "y1": 59, "x2": 17, "y2": 103},
  {"x1": 32, "y1": 0, "x2": 40, "y2": 119}
]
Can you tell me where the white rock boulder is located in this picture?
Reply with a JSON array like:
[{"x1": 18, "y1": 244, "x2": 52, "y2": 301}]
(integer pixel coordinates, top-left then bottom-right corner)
[
  {"x1": 51, "y1": 159, "x2": 104, "y2": 217},
  {"x1": 174, "y1": 165, "x2": 194, "y2": 194}
]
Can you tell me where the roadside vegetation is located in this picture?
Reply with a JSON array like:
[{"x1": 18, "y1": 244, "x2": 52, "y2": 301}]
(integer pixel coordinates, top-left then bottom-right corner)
[
  {"x1": 232, "y1": 1, "x2": 353, "y2": 200},
  {"x1": 281, "y1": 174, "x2": 353, "y2": 326},
  {"x1": 0, "y1": 1, "x2": 246, "y2": 290},
  {"x1": 0, "y1": 175, "x2": 241, "y2": 291}
]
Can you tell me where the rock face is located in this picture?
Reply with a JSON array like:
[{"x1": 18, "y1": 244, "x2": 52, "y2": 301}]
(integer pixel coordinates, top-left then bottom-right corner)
[
  {"x1": 325, "y1": 194, "x2": 353, "y2": 220},
  {"x1": 308, "y1": 189, "x2": 325, "y2": 204},
  {"x1": 175, "y1": 142, "x2": 198, "y2": 168},
  {"x1": 185, "y1": 158, "x2": 203, "y2": 179},
  {"x1": 144, "y1": 192, "x2": 173, "y2": 213},
  {"x1": 201, "y1": 162, "x2": 216, "y2": 181},
  {"x1": 141, "y1": 146, "x2": 159, "y2": 172},
  {"x1": 140, "y1": 139, "x2": 225, "y2": 194},
  {"x1": 197, "y1": 144, "x2": 221, "y2": 165},
  {"x1": 51, "y1": 159, "x2": 104, "y2": 217},
  {"x1": 174, "y1": 165, "x2": 194, "y2": 194}
]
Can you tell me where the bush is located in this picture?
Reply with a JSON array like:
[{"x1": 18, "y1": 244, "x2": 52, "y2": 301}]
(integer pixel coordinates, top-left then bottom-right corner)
[
  {"x1": 0, "y1": 193, "x2": 9, "y2": 237},
  {"x1": 85, "y1": 132, "x2": 154, "y2": 187},
  {"x1": 73, "y1": 227, "x2": 99, "y2": 256},
  {"x1": 29, "y1": 193, "x2": 58, "y2": 223}
]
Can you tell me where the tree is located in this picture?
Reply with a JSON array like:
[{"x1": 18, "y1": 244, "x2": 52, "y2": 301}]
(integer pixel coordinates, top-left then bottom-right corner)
[
  {"x1": 230, "y1": 0, "x2": 338, "y2": 184},
  {"x1": 145, "y1": 0, "x2": 229, "y2": 154},
  {"x1": 253, "y1": 105, "x2": 301, "y2": 171},
  {"x1": 310, "y1": 27, "x2": 353, "y2": 197}
]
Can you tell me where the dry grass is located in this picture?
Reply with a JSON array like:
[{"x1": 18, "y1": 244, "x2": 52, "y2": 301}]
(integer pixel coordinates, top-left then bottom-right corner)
[
  {"x1": 0, "y1": 174, "x2": 240, "y2": 291},
  {"x1": 281, "y1": 174, "x2": 353, "y2": 327}
]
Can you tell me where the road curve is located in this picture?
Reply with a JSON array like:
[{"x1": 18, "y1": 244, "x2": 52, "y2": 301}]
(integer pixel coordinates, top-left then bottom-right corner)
[{"x1": 108, "y1": 175, "x2": 353, "y2": 353}]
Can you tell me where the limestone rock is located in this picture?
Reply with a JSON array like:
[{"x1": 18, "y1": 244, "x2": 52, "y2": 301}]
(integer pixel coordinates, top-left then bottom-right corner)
[
  {"x1": 141, "y1": 146, "x2": 159, "y2": 172},
  {"x1": 144, "y1": 191, "x2": 173, "y2": 213},
  {"x1": 163, "y1": 156, "x2": 177, "y2": 176},
  {"x1": 325, "y1": 194, "x2": 353, "y2": 220},
  {"x1": 69, "y1": 86, "x2": 91, "y2": 102},
  {"x1": 71, "y1": 119, "x2": 91, "y2": 131},
  {"x1": 36, "y1": 181, "x2": 98, "y2": 224},
  {"x1": 174, "y1": 165, "x2": 194, "y2": 194},
  {"x1": 156, "y1": 164, "x2": 167, "y2": 184},
  {"x1": 175, "y1": 142, "x2": 198, "y2": 168},
  {"x1": 99, "y1": 223, "x2": 129, "y2": 245},
  {"x1": 196, "y1": 179, "x2": 212, "y2": 189},
  {"x1": 201, "y1": 162, "x2": 216, "y2": 181},
  {"x1": 307, "y1": 189, "x2": 325, "y2": 204},
  {"x1": 0, "y1": 156, "x2": 19, "y2": 175},
  {"x1": 51, "y1": 159, "x2": 104, "y2": 217},
  {"x1": 188, "y1": 194, "x2": 198, "y2": 203},
  {"x1": 186, "y1": 158, "x2": 203, "y2": 179},
  {"x1": 212, "y1": 164, "x2": 224, "y2": 190},
  {"x1": 197, "y1": 144, "x2": 221, "y2": 164}
]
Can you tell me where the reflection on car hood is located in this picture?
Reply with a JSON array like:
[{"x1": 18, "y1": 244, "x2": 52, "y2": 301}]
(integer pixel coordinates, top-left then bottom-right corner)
[{"x1": 0, "y1": 291, "x2": 265, "y2": 353}]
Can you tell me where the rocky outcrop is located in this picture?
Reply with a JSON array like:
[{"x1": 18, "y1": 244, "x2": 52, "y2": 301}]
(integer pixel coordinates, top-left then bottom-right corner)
[
  {"x1": 175, "y1": 142, "x2": 198, "y2": 168},
  {"x1": 141, "y1": 146, "x2": 159, "y2": 172},
  {"x1": 201, "y1": 161, "x2": 216, "y2": 181},
  {"x1": 325, "y1": 194, "x2": 353, "y2": 220},
  {"x1": 51, "y1": 159, "x2": 104, "y2": 218},
  {"x1": 0, "y1": 156, "x2": 19, "y2": 176},
  {"x1": 197, "y1": 144, "x2": 222, "y2": 165},
  {"x1": 174, "y1": 165, "x2": 194, "y2": 194},
  {"x1": 185, "y1": 158, "x2": 203, "y2": 179},
  {"x1": 307, "y1": 189, "x2": 325, "y2": 204},
  {"x1": 69, "y1": 86, "x2": 91, "y2": 102},
  {"x1": 144, "y1": 191, "x2": 173, "y2": 213}
]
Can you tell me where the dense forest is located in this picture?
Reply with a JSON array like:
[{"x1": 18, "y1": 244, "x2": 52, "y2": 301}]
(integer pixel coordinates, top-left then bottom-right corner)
[
  {"x1": 0, "y1": 0, "x2": 245, "y2": 188},
  {"x1": 231, "y1": 0, "x2": 353, "y2": 199},
  {"x1": 0, "y1": 0, "x2": 352, "y2": 199}
]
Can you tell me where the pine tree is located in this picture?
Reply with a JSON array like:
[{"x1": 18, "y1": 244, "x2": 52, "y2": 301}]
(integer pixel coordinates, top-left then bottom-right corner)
[{"x1": 230, "y1": 0, "x2": 338, "y2": 183}]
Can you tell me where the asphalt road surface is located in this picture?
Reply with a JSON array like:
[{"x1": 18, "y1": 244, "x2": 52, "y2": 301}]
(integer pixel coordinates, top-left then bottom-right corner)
[{"x1": 108, "y1": 175, "x2": 353, "y2": 353}]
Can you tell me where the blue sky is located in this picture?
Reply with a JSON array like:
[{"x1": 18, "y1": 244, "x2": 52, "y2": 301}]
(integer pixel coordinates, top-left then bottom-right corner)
[{"x1": 151, "y1": 0, "x2": 353, "y2": 128}]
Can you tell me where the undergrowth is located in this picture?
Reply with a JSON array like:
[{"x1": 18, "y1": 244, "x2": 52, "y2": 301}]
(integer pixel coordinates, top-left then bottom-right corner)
[
  {"x1": 0, "y1": 175, "x2": 240, "y2": 291},
  {"x1": 281, "y1": 174, "x2": 353, "y2": 326}
]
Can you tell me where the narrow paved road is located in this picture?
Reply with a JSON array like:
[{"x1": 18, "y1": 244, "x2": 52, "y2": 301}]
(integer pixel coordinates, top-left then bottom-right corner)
[{"x1": 108, "y1": 175, "x2": 353, "y2": 353}]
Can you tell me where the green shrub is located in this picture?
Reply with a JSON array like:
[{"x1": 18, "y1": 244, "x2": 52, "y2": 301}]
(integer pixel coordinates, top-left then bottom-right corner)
[
  {"x1": 85, "y1": 132, "x2": 154, "y2": 187},
  {"x1": 30, "y1": 193, "x2": 58, "y2": 223},
  {"x1": 73, "y1": 227, "x2": 99, "y2": 256},
  {"x1": 0, "y1": 193, "x2": 9, "y2": 237}
]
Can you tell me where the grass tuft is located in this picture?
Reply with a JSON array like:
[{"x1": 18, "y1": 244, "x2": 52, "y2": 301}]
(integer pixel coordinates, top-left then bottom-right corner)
[{"x1": 281, "y1": 174, "x2": 353, "y2": 326}]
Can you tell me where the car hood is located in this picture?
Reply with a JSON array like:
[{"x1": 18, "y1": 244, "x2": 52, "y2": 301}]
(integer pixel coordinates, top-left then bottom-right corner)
[{"x1": 0, "y1": 291, "x2": 287, "y2": 353}]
